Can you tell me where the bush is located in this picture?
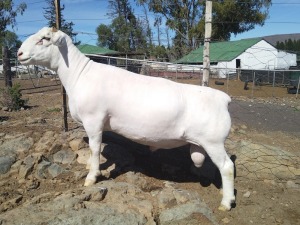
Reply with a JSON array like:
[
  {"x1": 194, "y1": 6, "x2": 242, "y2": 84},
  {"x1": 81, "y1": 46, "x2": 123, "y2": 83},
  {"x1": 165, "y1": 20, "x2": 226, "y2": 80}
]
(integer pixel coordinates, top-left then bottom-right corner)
[{"x1": 0, "y1": 83, "x2": 27, "y2": 110}]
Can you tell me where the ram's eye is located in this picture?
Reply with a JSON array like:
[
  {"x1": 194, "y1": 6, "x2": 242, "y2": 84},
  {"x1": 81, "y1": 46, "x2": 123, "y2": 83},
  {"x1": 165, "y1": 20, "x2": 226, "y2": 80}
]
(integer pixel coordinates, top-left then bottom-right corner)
[
  {"x1": 42, "y1": 37, "x2": 51, "y2": 41},
  {"x1": 36, "y1": 37, "x2": 51, "y2": 45}
]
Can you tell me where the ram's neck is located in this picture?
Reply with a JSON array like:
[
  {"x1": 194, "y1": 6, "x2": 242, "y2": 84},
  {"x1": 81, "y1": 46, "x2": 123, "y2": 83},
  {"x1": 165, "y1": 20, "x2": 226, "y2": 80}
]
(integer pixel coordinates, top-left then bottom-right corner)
[{"x1": 53, "y1": 43, "x2": 90, "y2": 94}]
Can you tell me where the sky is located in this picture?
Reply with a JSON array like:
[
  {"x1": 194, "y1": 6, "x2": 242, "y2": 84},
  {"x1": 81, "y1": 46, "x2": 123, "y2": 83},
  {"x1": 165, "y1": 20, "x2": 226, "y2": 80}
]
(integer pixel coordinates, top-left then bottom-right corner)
[{"x1": 9, "y1": 0, "x2": 300, "y2": 46}]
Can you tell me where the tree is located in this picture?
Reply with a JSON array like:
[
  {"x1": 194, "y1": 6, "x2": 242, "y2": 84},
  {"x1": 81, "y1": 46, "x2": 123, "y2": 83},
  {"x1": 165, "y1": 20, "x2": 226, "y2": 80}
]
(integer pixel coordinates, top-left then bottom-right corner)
[
  {"x1": 43, "y1": 0, "x2": 80, "y2": 45},
  {"x1": 96, "y1": 24, "x2": 115, "y2": 49},
  {"x1": 97, "y1": 0, "x2": 147, "y2": 53},
  {"x1": 0, "y1": 30, "x2": 22, "y2": 57},
  {"x1": 211, "y1": 0, "x2": 272, "y2": 41},
  {"x1": 0, "y1": 0, "x2": 26, "y2": 87},
  {"x1": 0, "y1": 0, "x2": 26, "y2": 56},
  {"x1": 0, "y1": 0, "x2": 26, "y2": 36},
  {"x1": 139, "y1": 0, "x2": 272, "y2": 59},
  {"x1": 138, "y1": 0, "x2": 203, "y2": 58}
]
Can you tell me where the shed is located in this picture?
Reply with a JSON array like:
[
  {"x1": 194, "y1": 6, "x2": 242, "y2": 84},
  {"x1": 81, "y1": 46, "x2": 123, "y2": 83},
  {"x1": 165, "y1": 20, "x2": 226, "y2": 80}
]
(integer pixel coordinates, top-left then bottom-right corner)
[
  {"x1": 176, "y1": 38, "x2": 297, "y2": 78},
  {"x1": 77, "y1": 44, "x2": 120, "y2": 64}
]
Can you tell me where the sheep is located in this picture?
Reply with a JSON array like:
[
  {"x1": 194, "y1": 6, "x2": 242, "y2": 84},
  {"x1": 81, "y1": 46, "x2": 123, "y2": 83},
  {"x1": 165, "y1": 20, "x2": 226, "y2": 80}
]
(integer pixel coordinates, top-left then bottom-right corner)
[{"x1": 17, "y1": 27, "x2": 235, "y2": 211}]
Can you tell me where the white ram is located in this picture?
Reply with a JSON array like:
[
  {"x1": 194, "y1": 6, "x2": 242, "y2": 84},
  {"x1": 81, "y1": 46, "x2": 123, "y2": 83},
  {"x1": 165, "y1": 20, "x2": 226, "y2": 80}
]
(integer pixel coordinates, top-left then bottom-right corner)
[{"x1": 18, "y1": 27, "x2": 235, "y2": 211}]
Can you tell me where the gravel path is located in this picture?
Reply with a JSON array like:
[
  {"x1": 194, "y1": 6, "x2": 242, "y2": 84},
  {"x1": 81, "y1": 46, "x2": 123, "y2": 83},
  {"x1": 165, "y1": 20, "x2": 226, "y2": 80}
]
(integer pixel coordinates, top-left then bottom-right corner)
[{"x1": 230, "y1": 100, "x2": 300, "y2": 134}]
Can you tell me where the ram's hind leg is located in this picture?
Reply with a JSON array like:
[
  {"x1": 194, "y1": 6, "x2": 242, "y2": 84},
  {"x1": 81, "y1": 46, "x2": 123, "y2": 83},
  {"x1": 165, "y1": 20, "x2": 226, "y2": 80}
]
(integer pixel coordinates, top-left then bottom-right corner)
[{"x1": 203, "y1": 142, "x2": 235, "y2": 211}]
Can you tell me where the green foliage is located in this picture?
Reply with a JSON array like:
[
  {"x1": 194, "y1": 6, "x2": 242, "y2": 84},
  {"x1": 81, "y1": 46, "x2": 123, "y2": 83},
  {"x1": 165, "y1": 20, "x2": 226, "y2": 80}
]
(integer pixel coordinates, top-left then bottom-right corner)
[
  {"x1": 97, "y1": 0, "x2": 147, "y2": 53},
  {"x1": 211, "y1": 0, "x2": 271, "y2": 41},
  {"x1": 0, "y1": 0, "x2": 27, "y2": 36},
  {"x1": 0, "y1": 30, "x2": 22, "y2": 58},
  {"x1": 276, "y1": 39, "x2": 300, "y2": 52},
  {"x1": 276, "y1": 39, "x2": 300, "y2": 60},
  {"x1": 0, "y1": 83, "x2": 27, "y2": 110},
  {"x1": 43, "y1": 0, "x2": 80, "y2": 45},
  {"x1": 137, "y1": 0, "x2": 271, "y2": 59}
]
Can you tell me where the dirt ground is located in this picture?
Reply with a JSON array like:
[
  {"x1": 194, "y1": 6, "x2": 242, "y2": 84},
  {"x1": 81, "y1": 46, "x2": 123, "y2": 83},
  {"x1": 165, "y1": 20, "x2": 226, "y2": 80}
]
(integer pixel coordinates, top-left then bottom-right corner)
[{"x1": 1, "y1": 77, "x2": 300, "y2": 224}]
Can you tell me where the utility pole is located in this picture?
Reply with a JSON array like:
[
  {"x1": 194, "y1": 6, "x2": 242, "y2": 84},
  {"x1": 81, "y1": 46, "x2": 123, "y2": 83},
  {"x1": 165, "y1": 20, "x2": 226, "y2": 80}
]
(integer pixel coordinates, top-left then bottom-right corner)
[
  {"x1": 55, "y1": 0, "x2": 68, "y2": 132},
  {"x1": 202, "y1": 0, "x2": 212, "y2": 87}
]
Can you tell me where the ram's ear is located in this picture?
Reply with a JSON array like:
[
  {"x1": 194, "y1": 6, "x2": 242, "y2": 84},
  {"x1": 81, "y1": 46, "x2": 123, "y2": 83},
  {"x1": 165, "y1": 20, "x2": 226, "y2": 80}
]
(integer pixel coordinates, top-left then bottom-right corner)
[
  {"x1": 51, "y1": 30, "x2": 66, "y2": 47},
  {"x1": 52, "y1": 27, "x2": 58, "y2": 32}
]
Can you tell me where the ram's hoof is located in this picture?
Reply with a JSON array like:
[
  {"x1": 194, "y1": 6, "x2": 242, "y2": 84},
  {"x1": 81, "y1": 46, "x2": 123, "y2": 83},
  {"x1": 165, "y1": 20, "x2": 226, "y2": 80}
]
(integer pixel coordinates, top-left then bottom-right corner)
[
  {"x1": 218, "y1": 204, "x2": 231, "y2": 211},
  {"x1": 84, "y1": 179, "x2": 96, "y2": 187}
]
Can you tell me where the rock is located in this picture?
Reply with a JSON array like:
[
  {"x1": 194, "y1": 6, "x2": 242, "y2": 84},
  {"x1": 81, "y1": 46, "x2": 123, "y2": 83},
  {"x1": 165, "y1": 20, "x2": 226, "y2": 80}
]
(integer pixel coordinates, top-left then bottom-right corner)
[
  {"x1": 157, "y1": 188, "x2": 177, "y2": 209},
  {"x1": 76, "y1": 148, "x2": 90, "y2": 165},
  {"x1": 25, "y1": 117, "x2": 46, "y2": 125},
  {"x1": 124, "y1": 172, "x2": 147, "y2": 190},
  {"x1": 222, "y1": 217, "x2": 230, "y2": 224},
  {"x1": 236, "y1": 141, "x2": 297, "y2": 180},
  {"x1": 240, "y1": 124, "x2": 248, "y2": 130},
  {"x1": 0, "y1": 155, "x2": 16, "y2": 174},
  {"x1": 0, "y1": 136, "x2": 34, "y2": 156},
  {"x1": 35, "y1": 159, "x2": 51, "y2": 179},
  {"x1": 80, "y1": 186, "x2": 108, "y2": 202},
  {"x1": 0, "y1": 195, "x2": 23, "y2": 212},
  {"x1": 243, "y1": 191, "x2": 251, "y2": 198},
  {"x1": 2, "y1": 107, "x2": 9, "y2": 111},
  {"x1": 69, "y1": 138, "x2": 88, "y2": 151},
  {"x1": 19, "y1": 155, "x2": 36, "y2": 179},
  {"x1": 52, "y1": 150, "x2": 77, "y2": 164},
  {"x1": 173, "y1": 189, "x2": 200, "y2": 204},
  {"x1": 35, "y1": 131, "x2": 56, "y2": 152},
  {"x1": 286, "y1": 180, "x2": 299, "y2": 189},
  {"x1": 74, "y1": 170, "x2": 88, "y2": 181},
  {"x1": 159, "y1": 200, "x2": 218, "y2": 225},
  {"x1": 48, "y1": 163, "x2": 64, "y2": 178},
  {"x1": 26, "y1": 180, "x2": 40, "y2": 190},
  {"x1": 48, "y1": 142, "x2": 63, "y2": 155}
]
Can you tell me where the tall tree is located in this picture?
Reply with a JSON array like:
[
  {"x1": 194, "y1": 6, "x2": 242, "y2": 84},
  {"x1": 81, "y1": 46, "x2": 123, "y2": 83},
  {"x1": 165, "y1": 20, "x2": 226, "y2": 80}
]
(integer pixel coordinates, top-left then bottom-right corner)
[
  {"x1": 97, "y1": 0, "x2": 147, "y2": 53},
  {"x1": 0, "y1": 0, "x2": 26, "y2": 87},
  {"x1": 0, "y1": 0, "x2": 26, "y2": 36},
  {"x1": 139, "y1": 0, "x2": 272, "y2": 59},
  {"x1": 211, "y1": 0, "x2": 271, "y2": 41},
  {"x1": 0, "y1": 0, "x2": 26, "y2": 55},
  {"x1": 0, "y1": 30, "x2": 21, "y2": 57},
  {"x1": 43, "y1": 0, "x2": 80, "y2": 45}
]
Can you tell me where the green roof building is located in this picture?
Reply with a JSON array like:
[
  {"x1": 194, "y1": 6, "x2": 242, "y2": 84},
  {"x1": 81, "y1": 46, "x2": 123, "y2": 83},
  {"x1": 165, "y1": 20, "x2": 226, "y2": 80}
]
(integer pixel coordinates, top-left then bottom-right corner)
[
  {"x1": 175, "y1": 38, "x2": 297, "y2": 78},
  {"x1": 77, "y1": 44, "x2": 119, "y2": 55},
  {"x1": 176, "y1": 38, "x2": 262, "y2": 64}
]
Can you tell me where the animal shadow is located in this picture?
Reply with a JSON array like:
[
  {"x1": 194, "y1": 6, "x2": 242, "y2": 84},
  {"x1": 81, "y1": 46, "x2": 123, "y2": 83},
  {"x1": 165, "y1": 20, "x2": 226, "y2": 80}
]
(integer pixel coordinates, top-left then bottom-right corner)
[{"x1": 98, "y1": 131, "x2": 233, "y2": 189}]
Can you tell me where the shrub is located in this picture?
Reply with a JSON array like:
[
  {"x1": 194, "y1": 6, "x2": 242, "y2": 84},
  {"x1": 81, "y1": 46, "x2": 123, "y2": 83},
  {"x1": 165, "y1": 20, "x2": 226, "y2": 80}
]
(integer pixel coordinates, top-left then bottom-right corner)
[{"x1": 0, "y1": 83, "x2": 27, "y2": 110}]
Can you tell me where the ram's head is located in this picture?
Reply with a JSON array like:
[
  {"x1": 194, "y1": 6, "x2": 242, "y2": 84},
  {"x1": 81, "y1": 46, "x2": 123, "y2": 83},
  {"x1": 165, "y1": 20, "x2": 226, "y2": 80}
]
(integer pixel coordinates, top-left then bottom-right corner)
[{"x1": 18, "y1": 27, "x2": 67, "y2": 67}]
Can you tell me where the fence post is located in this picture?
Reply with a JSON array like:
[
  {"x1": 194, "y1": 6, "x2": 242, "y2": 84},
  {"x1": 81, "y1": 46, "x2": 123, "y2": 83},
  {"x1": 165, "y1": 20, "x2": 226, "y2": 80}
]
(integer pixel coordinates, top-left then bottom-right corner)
[
  {"x1": 296, "y1": 76, "x2": 300, "y2": 99},
  {"x1": 2, "y1": 46, "x2": 12, "y2": 87},
  {"x1": 272, "y1": 71, "x2": 275, "y2": 97},
  {"x1": 175, "y1": 64, "x2": 178, "y2": 81},
  {"x1": 252, "y1": 71, "x2": 255, "y2": 98},
  {"x1": 226, "y1": 67, "x2": 229, "y2": 94}
]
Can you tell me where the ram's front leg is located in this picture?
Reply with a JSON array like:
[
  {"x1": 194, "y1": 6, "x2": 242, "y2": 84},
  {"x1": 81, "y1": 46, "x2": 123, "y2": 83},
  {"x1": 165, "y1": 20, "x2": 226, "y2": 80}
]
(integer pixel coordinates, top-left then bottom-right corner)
[{"x1": 84, "y1": 130, "x2": 102, "y2": 187}]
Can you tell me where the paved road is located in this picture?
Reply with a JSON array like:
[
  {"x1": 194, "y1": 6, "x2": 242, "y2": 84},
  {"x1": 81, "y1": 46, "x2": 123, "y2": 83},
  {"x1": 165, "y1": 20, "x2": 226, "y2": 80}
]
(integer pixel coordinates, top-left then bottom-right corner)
[{"x1": 229, "y1": 100, "x2": 300, "y2": 134}]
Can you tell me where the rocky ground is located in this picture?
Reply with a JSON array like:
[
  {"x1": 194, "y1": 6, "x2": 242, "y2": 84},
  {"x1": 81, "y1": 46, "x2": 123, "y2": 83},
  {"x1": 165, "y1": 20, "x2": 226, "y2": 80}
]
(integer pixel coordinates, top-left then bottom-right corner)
[{"x1": 0, "y1": 78, "x2": 299, "y2": 225}]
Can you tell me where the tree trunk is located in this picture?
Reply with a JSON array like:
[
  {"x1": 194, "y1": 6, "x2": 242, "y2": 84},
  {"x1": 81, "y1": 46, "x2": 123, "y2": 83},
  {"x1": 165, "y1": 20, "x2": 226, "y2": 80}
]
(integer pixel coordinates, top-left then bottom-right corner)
[{"x1": 2, "y1": 46, "x2": 12, "y2": 87}]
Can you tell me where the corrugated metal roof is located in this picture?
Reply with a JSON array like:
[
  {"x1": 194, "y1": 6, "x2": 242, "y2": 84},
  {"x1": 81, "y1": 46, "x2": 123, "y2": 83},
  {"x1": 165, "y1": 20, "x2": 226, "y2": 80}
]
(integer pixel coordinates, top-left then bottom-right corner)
[
  {"x1": 77, "y1": 44, "x2": 119, "y2": 55},
  {"x1": 176, "y1": 38, "x2": 262, "y2": 64}
]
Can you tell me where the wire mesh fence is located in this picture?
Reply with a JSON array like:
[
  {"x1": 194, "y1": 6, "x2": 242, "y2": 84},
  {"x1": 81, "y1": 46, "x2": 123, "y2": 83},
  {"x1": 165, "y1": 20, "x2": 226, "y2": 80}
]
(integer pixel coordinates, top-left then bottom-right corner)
[
  {"x1": 1, "y1": 56, "x2": 299, "y2": 182},
  {"x1": 90, "y1": 56, "x2": 300, "y2": 182}
]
